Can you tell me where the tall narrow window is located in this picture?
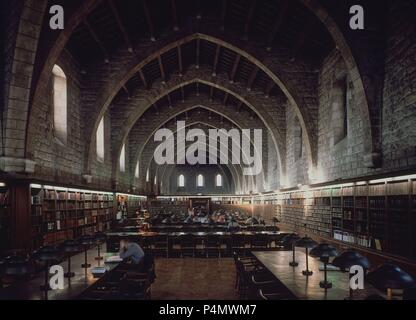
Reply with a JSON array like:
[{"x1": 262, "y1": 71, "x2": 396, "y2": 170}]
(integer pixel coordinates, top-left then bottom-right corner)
[
  {"x1": 146, "y1": 169, "x2": 150, "y2": 182},
  {"x1": 119, "y1": 144, "x2": 126, "y2": 172},
  {"x1": 197, "y1": 174, "x2": 204, "y2": 187},
  {"x1": 178, "y1": 174, "x2": 185, "y2": 187},
  {"x1": 134, "y1": 161, "x2": 139, "y2": 178},
  {"x1": 52, "y1": 65, "x2": 67, "y2": 144},
  {"x1": 154, "y1": 175, "x2": 157, "y2": 185},
  {"x1": 216, "y1": 174, "x2": 223, "y2": 187},
  {"x1": 96, "y1": 116, "x2": 105, "y2": 162},
  {"x1": 293, "y1": 116, "x2": 302, "y2": 160},
  {"x1": 332, "y1": 78, "x2": 348, "y2": 144}
]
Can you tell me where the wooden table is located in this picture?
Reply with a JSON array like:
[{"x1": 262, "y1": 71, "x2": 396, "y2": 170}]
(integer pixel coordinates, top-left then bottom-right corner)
[{"x1": 252, "y1": 251, "x2": 381, "y2": 300}]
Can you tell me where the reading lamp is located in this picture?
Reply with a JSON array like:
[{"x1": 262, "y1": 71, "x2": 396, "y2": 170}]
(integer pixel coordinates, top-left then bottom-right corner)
[
  {"x1": 32, "y1": 246, "x2": 62, "y2": 299},
  {"x1": 367, "y1": 263, "x2": 415, "y2": 300},
  {"x1": 59, "y1": 239, "x2": 82, "y2": 282},
  {"x1": 94, "y1": 232, "x2": 107, "y2": 266},
  {"x1": 78, "y1": 235, "x2": 95, "y2": 272},
  {"x1": 272, "y1": 217, "x2": 279, "y2": 228},
  {"x1": 280, "y1": 233, "x2": 300, "y2": 267},
  {"x1": 309, "y1": 243, "x2": 339, "y2": 288},
  {"x1": 295, "y1": 236, "x2": 317, "y2": 276},
  {"x1": 332, "y1": 250, "x2": 370, "y2": 299}
]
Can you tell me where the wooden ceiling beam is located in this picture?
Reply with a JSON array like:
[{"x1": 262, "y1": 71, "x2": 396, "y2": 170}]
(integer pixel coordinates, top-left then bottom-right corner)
[
  {"x1": 195, "y1": 39, "x2": 200, "y2": 69},
  {"x1": 266, "y1": 0, "x2": 289, "y2": 51},
  {"x1": 247, "y1": 66, "x2": 259, "y2": 91},
  {"x1": 108, "y1": 0, "x2": 133, "y2": 53},
  {"x1": 139, "y1": 69, "x2": 149, "y2": 89},
  {"x1": 170, "y1": 0, "x2": 179, "y2": 31},
  {"x1": 177, "y1": 44, "x2": 183, "y2": 76},
  {"x1": 244, "y1": 0, "x2": 257, "y2": 39},
  {"x1": 229, "y1": 54, "x2": 241, "y2": 83},
  {"x1": 122, "y1": 85, "x2": 130, "y2": 99},
  {"x1": 265, "y1": 80, "x2": 275, "y2": 98},
  {"x1": 142, "y1": 0, "x2": 156, "y2": 41},
  {"x1": 84, "y1": 19, "x2": 109, "y2": 63},
  {"x1": 195, "y1": 0, "x2": 202, "y2": 19},
  {"x1": 237, "y1": 100, "x2": 243, "y2": 113},
  {"x1": 223, "y1": 92, "x2": 229, "y2": 105},
  {"x1": 291, "y1": 18, "x2": 316, "y2": 61},
  {"x1": 221, "y1": 0, "x2": 228, "y2": 30},
  {"x1": 209, "y1": 86, "x2": 214, "y2": 101},
  {"x1": 212, "y1": 44, "x2": 221, "y2": 77},
  {"x1": 158, "y1": 55, "x2": 166, "y2": 84}
]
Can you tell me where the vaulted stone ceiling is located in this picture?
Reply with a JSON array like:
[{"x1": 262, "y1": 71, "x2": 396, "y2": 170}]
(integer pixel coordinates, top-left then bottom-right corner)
[{"x1": 15, "y1": 0, "x2": 389, "y2": 194}]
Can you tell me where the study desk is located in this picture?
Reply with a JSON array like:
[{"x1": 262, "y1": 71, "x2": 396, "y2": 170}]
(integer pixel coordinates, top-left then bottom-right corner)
[{"x1": 252, "y1": 251, "x2": 382, "y2": 300}]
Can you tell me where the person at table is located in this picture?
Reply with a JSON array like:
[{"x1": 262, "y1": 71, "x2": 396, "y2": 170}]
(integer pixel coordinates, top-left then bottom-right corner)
[
  {"x1": 228, "y1": 218, "x2": 239, "y2": 230},
  {"x1": 119, "y1": 238, "x2": 145, "y2": 265}
]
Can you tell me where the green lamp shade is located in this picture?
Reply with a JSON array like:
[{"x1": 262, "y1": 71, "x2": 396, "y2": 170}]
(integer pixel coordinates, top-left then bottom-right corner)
[
  {"x1": 367, "y1": 263, "x2": 415, "y2": 290},
  {"x1": 309, "y1": 243, "x2": 339, "y2": 258},
  {"x1": 280, "y1": 233, "x2": 300, "y2": 247},
  {"x1": 295, "y1": 236, "x2": 317, "y2": 249},
  {"x1": 332, "y1": 250, "x2": 371, "y2": 271}
]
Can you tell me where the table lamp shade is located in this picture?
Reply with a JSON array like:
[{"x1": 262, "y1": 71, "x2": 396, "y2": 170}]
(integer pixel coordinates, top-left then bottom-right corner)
[
  {"x1": 94, "y1": 232, "x2": 107, "y2": 242},
  {"x1": 272, "y1": 217, "x2": 279, "y2": 223},
  {"x1": 1, "y1": 255, "x2": 34, "y2": 276},
  {"x1": 367, "y1": 263, "x2": 415, "y2": 290},
  {"x1": 295, "y1": 236, "x2": 317, "y2": 249},
  {"x1": 332, "y1": 250, "x2": 371, "y2": 271},
  {"x1": 280, "y1": 233, "x2": 300, "y2": 247},
  {"x1": 60, "y1": 239, "x2": 82, "y2": 253},
  {"x1": 32, "y1": 246, "x2": 62, "y2": 262},
  {"x1": 78, "y1": 235, "x2": 95, "y2": 245},
  {"x1": 309, "y1": 243, "x2": 339, "y2": 258}
]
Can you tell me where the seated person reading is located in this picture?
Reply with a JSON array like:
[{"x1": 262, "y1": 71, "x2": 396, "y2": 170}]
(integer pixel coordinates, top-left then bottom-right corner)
[{"x1": 119, "y1": 238, "x2": 145, "y2": 265}]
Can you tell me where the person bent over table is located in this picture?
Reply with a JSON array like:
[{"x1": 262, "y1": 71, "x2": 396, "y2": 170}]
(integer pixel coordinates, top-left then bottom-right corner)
[{"x1": 119, "y1": 237, "x2": 145, "y2": 265}]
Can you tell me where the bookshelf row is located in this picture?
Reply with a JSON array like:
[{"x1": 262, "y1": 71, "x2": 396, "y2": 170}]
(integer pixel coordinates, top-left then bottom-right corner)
[
  {"x1": 116, "y1": 193, "x2": 147, "y2": 219},
  {"x1": 256, "y1": 175, "x2": 416, "y2": 260},
  {"x1": 31, "y1": 185, "x2": 118, "y2": 248},
  {"x1": 0, "y1": 185, "x2": 11, "y2": 254}
]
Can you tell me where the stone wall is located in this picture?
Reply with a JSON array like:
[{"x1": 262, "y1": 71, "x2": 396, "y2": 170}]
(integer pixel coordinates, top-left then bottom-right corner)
[{"x1": 382, "y1": 1, "x2": 416, "y2": 170}]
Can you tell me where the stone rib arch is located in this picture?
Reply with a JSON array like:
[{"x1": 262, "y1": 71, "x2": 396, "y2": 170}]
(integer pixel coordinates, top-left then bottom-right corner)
[
  {"x1": 301, "y1": 0, "x2": 377, "y2": 167},
  {"x1": 125, "y1": 102, "x2": 269, "y2": 187},
  {"x1": 106, "y1": 75, "x2": 285, "y2": 182},
  {"x1": 139, "y1": 121, "x2": 260, "y2": 194},
  {"x1": 85, "y1": 31, "x2": 316, "y2": 175}
]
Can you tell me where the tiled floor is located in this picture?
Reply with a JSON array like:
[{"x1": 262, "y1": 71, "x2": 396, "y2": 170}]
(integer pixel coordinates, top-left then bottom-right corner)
[{"x1": 152, "y1": 258, "x2": 238, "y2": 300}]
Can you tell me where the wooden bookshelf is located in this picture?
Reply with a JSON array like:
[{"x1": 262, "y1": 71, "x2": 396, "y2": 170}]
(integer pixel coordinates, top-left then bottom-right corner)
[
  {"x1": 116, "y1": 193, "x2": 147, "y2": 219},
  {"x1": 0, "y1": 184, "x2": 11, "y2": 254},
  {"x1": 30, "y1": 185, "x2": 116, "y2": 249},
  {"x1": 261, "y1": 174, "x2": 416, "y2": 261}
]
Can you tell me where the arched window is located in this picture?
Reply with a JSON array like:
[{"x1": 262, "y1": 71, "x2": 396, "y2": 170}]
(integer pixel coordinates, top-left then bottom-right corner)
[
  {"x1": 197, "y1": 174, "x2": 204, "y2": 187},
  {"x1": 332, "y1": 78, "x2": 349, "y2": 144},
  {"x1": 178, "y1": 174, "x2": 185, "y2": 187},
  {"x1": 134, "y1": 161, "x2": 139, "y2": 178},
  {"x1": 216, "y1": 174, "x2": 223, "y2": 187},
  {"x1": 119, "y1": 144, "x2": 126, "y2": 172},
  {"x1": 293, "y1": 116, "x2": 302, "y2": 160},
  {"x1": 96, "y1": 116, "x2": 105, "y2": 162},
  {"x1": 52, "y1": 65, "x2": 67, "y2": 144}
]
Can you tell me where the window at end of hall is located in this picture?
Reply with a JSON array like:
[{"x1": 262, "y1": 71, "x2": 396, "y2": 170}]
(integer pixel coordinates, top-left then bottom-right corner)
[
  {"x1": 216, "y1": 174, "x2": 223, "y2": 187},
  {"x1": 178, "y1": 174, "x2": 185, "y2": 187}
]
